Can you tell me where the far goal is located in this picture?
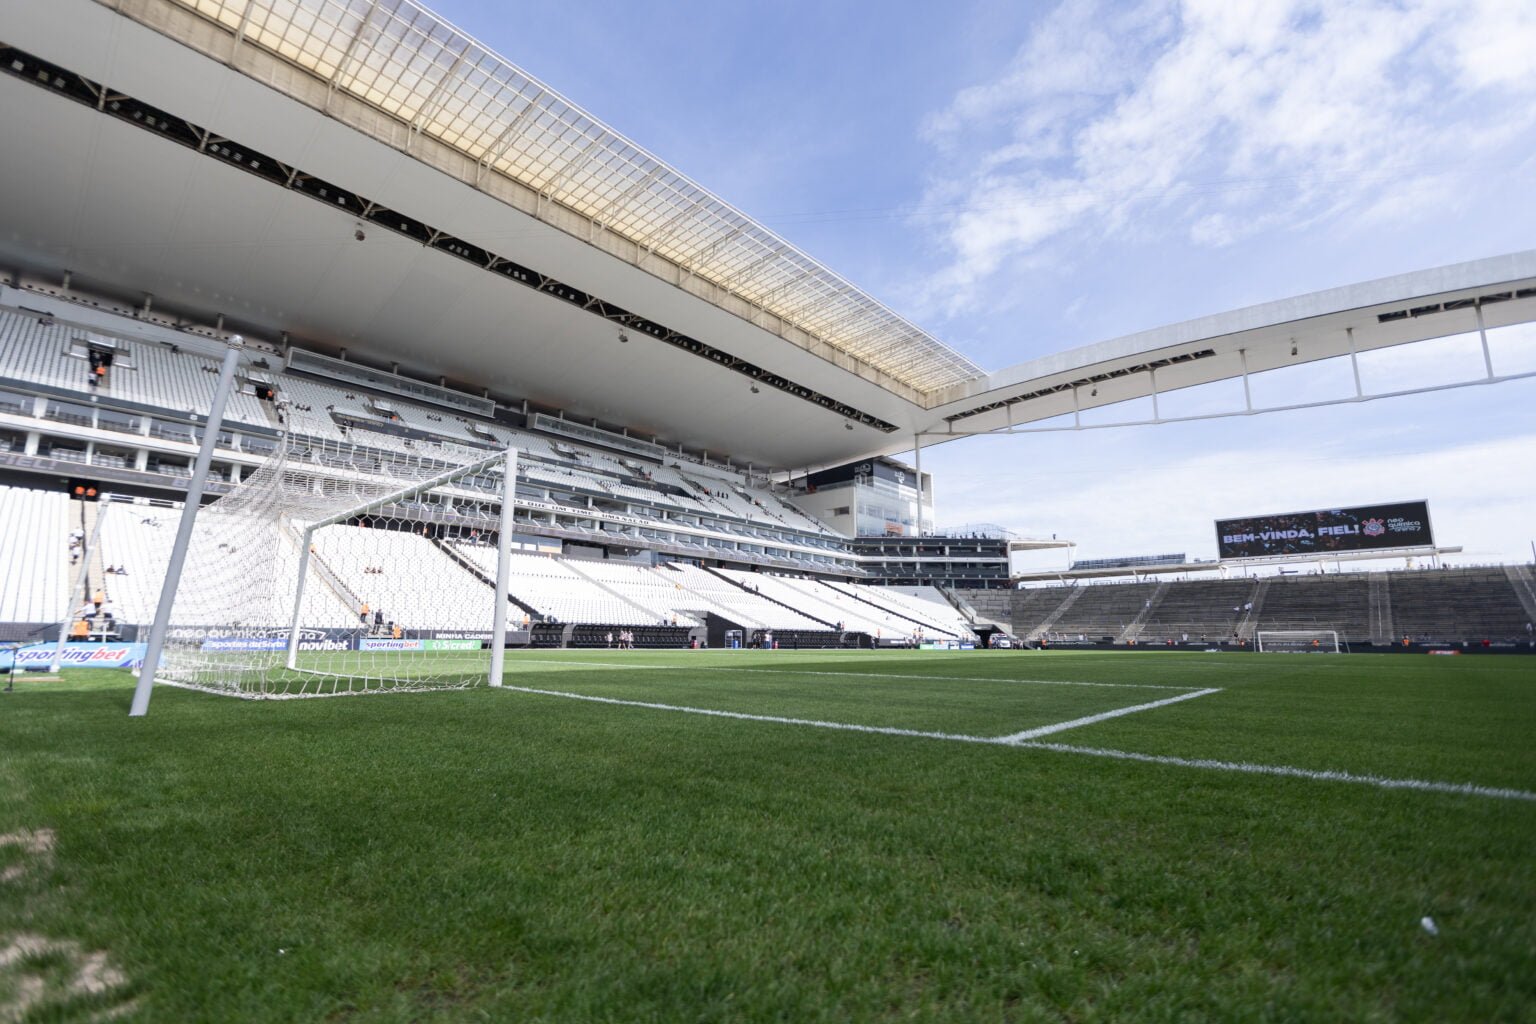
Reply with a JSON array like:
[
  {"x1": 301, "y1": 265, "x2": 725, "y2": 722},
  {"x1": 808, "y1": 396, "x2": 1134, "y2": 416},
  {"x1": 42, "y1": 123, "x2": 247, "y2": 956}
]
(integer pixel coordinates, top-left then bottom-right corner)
[{"x1": 1255, "y1": 629, "x2": 1343, "y2": 653}]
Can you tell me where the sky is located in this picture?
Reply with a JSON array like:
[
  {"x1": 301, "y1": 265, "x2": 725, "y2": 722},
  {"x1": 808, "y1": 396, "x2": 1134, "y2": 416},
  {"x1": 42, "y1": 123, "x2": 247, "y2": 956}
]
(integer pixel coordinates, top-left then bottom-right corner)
[{"x1": 425, "y1": 0, "x2": 1536, "y2": 568}]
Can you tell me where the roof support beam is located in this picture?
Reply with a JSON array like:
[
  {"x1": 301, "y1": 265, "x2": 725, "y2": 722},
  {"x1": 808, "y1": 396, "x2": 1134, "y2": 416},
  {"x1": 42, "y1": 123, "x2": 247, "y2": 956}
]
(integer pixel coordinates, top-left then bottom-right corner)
[
  {"x1": 473, "y1": 88, "x2": 546, "y2": 185},
  {"x1": 325, "y1": 0, "x2": 383, "y2": 115},
  {"x1": 406, "y1": 45, "x2": 472, "y2": 151}
]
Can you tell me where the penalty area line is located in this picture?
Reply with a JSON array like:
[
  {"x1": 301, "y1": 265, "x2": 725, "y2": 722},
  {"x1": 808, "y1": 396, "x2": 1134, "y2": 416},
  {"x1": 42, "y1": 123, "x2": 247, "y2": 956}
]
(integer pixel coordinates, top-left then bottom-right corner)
[
  {"x1": 508, "y1": 658, "x2": 1191, "y2": 690},
  {"x1": 997, "y1": 688, "x2": 1223, "y2": 742},
  {"x1": 496, "y1": 684, "x2": 1536, "y2": 803},
  {"x1": 497, "y1": 684, "x2": 999, "y2": 745}
]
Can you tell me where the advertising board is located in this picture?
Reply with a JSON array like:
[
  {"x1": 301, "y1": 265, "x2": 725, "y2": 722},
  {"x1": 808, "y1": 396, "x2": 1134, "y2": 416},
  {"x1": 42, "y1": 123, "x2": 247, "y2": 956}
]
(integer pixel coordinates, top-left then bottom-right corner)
[
  {"x1": 1215, "y1": 501, "x2": 1433, "y2": 560},
  {"x1": 356, "y1": 638, "x2": 483, "y2": 652},
  {"x1": 5, "y1": 643, "x2": 147, "y2": 669}
]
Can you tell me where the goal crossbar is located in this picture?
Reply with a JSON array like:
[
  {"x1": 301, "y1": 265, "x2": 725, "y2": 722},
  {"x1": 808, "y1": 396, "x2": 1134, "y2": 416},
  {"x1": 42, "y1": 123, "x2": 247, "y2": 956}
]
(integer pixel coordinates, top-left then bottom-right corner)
[
  {"x1": 134, "y1": 430, "x2": 522, "y2": 704},
  {"x1": 283, "y1": 446, "x2": 519, "y2": 681}
]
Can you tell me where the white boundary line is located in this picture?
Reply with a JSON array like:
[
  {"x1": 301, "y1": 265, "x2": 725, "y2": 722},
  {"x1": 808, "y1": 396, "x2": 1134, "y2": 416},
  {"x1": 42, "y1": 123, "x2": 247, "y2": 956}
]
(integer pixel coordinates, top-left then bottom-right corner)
[
  {"x1": 731, "y1": 668, "x2": 1194, "y2": 691},
  {"x1": 500, "y1": 685, "x2": 1000, "y2": 745},
  {"x1": 998, "y1": 689, "x2": 1223, "y2": 742},
  {"x1": 497, "y1": 684, "x2": 1536, "y2": 803},
  {"x1": 508, "y1": 659, "x2": 1192, "y2": 690},
  {"x1": 1015, "y1": 740, "x2": 1536, "y2": 803}
]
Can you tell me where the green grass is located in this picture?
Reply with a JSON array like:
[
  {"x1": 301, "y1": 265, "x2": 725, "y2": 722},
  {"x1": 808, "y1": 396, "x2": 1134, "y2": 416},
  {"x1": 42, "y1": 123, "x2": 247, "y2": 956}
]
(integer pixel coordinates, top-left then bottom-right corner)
[{"x1": 2, "y1": 650, "x2": 1534, "y2": 1022}]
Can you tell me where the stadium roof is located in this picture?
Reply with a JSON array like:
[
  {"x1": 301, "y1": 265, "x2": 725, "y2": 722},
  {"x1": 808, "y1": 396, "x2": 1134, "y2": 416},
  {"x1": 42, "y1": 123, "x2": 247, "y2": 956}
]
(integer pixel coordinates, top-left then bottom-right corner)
[
  {"x1": 167, "y1": 0, "x2": 984, "y2": 397},
  {"x1": 927, "y1": 250, "x2": 1536, "y2": 438},
  {"x1": 2, "y1": 0, "x2": 1533, "y2": 475}
]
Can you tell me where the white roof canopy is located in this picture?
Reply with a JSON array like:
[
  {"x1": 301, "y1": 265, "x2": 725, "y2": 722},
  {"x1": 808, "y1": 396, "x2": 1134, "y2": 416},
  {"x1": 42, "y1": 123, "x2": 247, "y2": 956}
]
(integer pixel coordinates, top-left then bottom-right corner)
[{"x1": 171, "y1": 0, "x2": 985, "y2": 396}]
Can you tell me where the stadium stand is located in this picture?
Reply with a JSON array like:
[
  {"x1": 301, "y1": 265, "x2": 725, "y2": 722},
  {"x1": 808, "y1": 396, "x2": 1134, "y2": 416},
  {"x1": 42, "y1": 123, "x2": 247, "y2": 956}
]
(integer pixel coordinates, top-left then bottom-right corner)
[
  {"x1": 560, "y1": 558, "x2": 703, "y2": 626},
  {"x1": 657, "y1": 565, "x2": 827, "y2": 631},
  {"x1": 717, "y1": 570, "x2": 874, "y2": 633},
  {"x1": 1043, "y1": 582, "x2": 1161, "y2": 642},
  {"x1": 1387, "y1": 568, "x2": 1532, "y2": 643},
  {"x1": 1250, "y1": 574, "x2": 1373, "y2": 643},
  {"x1": 0, "y1": 309, "x2": 855, "y2": 578},
  {"x1": 974, "y1": 587, "x2": 1039, "y2": 638},
  {"x1": 0, "y1": 485, "x2": 73, "y2": 632},
  {"x1": 1136, "y1": 579, "x2": 1258, "y2": 643},
  {"x1": 453, "y1": 546, "x2": 676, "y2": 627},
  {"x1": 3, "y1": 298, "x2": 1533, "y2": 652},
  {"x1": 314, "y1": 528, "x2": 513, "y2": 633},
  {"x1": 829, "y1": 582, "x2": 976, "y2": 639},
  {"x1": 94, "y1": 497, "x2": 359, "y2": 629}
]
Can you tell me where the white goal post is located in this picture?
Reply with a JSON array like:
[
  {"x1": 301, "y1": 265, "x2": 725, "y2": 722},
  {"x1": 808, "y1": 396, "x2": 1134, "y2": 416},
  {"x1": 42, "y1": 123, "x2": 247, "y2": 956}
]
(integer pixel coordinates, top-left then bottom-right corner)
[
  {"x1": 134, "y1": 433, "x2": 519, "y2": 704},
  {"x1": 1255, "y1": 629, "x2": 1343, "y2": 653}
]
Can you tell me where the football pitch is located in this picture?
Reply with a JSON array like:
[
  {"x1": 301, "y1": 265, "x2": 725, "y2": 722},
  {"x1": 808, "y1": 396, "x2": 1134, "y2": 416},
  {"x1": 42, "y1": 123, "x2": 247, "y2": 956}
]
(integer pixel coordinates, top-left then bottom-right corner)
[{"x1": 2, "y1": 649, "x2": 1533, "y2": 1021}]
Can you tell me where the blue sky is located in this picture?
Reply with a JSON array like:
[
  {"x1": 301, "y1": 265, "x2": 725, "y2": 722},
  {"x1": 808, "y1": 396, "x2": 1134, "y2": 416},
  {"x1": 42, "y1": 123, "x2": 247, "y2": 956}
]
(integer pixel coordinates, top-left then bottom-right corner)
[{"x1": 428, "y1": 0, "x2": 1536, "y2": 566}]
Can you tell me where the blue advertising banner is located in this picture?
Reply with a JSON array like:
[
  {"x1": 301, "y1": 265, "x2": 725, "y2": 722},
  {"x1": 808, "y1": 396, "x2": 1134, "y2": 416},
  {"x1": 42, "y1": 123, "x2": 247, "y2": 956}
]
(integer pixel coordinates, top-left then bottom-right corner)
[{"x1": 6, "y1": 643, "x2": 147, "y2": 670}]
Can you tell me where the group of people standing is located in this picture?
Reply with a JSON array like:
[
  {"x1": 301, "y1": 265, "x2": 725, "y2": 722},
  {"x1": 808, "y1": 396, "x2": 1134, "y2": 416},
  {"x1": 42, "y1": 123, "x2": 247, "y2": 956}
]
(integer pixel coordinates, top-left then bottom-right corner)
[
  {"x1": 606, "y1": 630, "x2": 637, "y2": 649},
  {"x1": 358, "y1": 602, "x2": 403, "y2": 639}
]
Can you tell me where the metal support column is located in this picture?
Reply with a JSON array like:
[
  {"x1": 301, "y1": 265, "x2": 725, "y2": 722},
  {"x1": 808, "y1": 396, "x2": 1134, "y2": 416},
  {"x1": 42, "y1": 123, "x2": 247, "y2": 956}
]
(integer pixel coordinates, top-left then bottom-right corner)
[
  {"x1": 1346, "y1": 327, "x2": 1364, "y2": 397},
  {"x1": 1476, "y1": 304, "x2": 1495, "y2": 379},
  {"x1": 912, "y1": 434, "x2": 924, "y2": 537}
]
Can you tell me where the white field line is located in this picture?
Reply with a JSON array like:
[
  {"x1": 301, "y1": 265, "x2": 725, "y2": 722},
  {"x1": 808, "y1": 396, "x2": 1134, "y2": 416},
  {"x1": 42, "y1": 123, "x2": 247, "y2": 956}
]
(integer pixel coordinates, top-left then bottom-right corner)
[
  {"x1": 508, "y1": 658, "x2": 1191, "y2": 691},
  {"x1": 997, "y1": 688, "x2": 1223, "y2": 742},
  {"x1": 1015, "y1": 740, "x2": 1536, "y2": 803},
  {"x1": 499, "y1": 685, "x2": 1000, "y2": 745},
  {"x1": 498, "y1": 684, "x2": 1536, "y2": 803},
  {"x1": 731, "y1": 668, "x2": 1195, "y2": 691}
]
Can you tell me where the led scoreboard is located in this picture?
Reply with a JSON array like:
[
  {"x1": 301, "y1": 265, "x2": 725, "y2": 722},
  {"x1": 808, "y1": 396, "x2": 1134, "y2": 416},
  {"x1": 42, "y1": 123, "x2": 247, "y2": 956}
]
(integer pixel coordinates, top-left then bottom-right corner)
[{"x1": 1215, "y1": 501, "x2": 1434, "y2": 560}]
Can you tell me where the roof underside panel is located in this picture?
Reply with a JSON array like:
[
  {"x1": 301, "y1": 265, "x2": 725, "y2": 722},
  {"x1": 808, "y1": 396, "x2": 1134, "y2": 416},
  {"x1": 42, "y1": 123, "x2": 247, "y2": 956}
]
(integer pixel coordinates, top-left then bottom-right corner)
[{"x1": 170, "y1": 0, "x2": 986, "y2": 395}]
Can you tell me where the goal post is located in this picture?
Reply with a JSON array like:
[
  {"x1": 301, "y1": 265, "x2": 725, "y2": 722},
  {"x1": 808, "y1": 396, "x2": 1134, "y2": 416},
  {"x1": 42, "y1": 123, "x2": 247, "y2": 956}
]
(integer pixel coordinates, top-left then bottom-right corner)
[
  {"x1": 282, "y1": 446, "x2": 519, "y2": 678},
  {"x1": 136, "y1": 432, "x2": 520, "y2": 703},
  {"x1": 1255, "y1": 629, "x2": 1343, "y2": 653}
]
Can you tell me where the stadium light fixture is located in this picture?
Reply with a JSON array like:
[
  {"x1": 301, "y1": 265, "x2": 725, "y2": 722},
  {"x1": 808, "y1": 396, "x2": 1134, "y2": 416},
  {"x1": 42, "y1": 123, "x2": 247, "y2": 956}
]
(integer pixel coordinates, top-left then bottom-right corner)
[
  {"x1": 750, "y1": 384, "x2": 759, "y2": 394},
  {"x1": 618, "y1": 329, "x2": 629, "y2": 343}
]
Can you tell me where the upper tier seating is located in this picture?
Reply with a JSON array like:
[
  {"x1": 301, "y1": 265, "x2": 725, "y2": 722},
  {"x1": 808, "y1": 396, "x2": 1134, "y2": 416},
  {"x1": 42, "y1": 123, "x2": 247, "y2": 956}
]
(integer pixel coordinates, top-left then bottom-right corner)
[
  {"x1": 0, "y1": 311, "x2": 271, "y2": 426},
  {"x1": 0, "y1": 311, "x2": 844, "y2": 569}
]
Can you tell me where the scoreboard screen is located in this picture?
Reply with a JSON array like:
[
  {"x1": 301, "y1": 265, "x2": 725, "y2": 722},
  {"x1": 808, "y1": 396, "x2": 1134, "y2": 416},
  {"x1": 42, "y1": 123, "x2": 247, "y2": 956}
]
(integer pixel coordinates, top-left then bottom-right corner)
[{"x1": 1215, "y1": 501, "x2": 1433, "y2": 560}]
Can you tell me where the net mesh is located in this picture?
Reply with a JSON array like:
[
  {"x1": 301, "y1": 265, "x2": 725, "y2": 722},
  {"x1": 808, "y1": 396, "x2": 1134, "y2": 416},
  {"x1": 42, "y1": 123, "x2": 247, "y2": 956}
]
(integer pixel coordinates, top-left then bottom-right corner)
[{"x1": 150, "y1": 433, "x2": 514, "y2": 697}]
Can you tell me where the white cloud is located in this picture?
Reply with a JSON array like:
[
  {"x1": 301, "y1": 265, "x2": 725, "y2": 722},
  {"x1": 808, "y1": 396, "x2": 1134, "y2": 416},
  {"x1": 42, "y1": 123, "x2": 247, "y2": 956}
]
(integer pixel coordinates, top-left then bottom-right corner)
[
  {"x1": 915, "y1": 0, "x2": 1536, "y2": 315},
  {"x1": 930, "y1": 424, "x2": 1536, "y2": 566}
]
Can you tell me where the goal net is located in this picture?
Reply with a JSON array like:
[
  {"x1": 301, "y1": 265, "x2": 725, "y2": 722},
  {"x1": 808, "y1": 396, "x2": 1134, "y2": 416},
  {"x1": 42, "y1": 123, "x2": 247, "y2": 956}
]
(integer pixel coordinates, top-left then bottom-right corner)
[
  {"x1": 1255, "y1": 629, "x2": 1343, "y2": 653},
  {"x1": 148, "y1": 434, "x2": 518, "y2": 697}
]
